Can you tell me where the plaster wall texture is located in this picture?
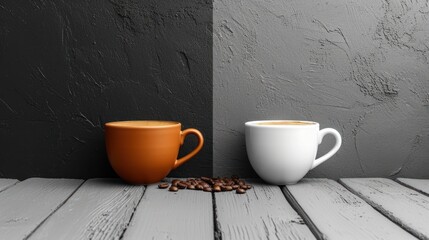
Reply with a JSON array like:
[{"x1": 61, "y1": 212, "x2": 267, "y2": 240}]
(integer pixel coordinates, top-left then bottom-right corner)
[
  {"x1": 214, "y1": 0, "x2": 429, "y2": 178},
  {"x1": 0, "y1": 0, "x2": 213, "y2": 179}
]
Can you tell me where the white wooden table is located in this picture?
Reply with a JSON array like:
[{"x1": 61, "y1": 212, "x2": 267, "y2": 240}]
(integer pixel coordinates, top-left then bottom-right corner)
[{"x1": 0, "y1": 177, "x2": 428, "y2": 240}]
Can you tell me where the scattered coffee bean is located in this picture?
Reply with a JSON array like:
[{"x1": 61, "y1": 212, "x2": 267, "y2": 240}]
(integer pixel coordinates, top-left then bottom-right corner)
[
  {"x1": 213, "y1": 186, "x2": 221, "y2": 192},
  {"x1": 172, "y1": 179, "x2": 181, "y2": 186},
  {"x1": 161, "y1": 177, "x2": 250, "y2": 194},
  {"x1": 158, "y1": 183, "x2": 169, "y2": 189},
  {"x1": 236, "y1": 188, "x2": 246, "y2": 194},
  {"x1": 201, "y1": 177, "x2": 212, "y2": 183},
  {"x1": 177, "y1": 182, "x2": 187, "y2": 189}
]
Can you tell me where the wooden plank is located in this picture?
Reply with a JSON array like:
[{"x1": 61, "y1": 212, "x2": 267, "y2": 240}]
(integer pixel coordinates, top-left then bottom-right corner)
[
  {"x1": 284, "y1": 178, "x2": 417, "y2": 240},
  {"x1": 0, "y1": 178, "x2": 83, "y2": 240},
  {"x1": 340, "y1": 178, "x2": 429, "y2": 240},
  {"x1": 0, "y1": 179, "x2": 18, "y2": 193},
  {"x1": 215, "y1": 181, "x2": 316, "y2": 240},
  {"x1": 28, "y1": 179, "x2": 144, "y2": 240},
  {"x1": 122, "y1": 181, "x2": 214, "y2": 240},
  {"x1": 397, "y1": 178, "x2": 429, "y2": 196}
]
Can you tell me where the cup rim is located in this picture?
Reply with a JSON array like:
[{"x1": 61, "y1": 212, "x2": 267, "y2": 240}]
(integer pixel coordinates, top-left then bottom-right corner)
[
  {"x1": 105, "y1": 120, "x2": 181, "y2": 129},
  {"x1": 245, "y1": 120, "x2": 318, "y2": 127}
]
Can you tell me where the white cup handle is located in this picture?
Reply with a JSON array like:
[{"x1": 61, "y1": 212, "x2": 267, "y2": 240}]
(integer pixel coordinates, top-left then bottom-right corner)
[{"x1": 311, "y1": 128, "x2": 342, "y2": 170}]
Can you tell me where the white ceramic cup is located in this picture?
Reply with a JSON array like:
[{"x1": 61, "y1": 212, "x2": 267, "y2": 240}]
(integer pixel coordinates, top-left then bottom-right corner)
[{"x1": 245, "y1": 120, "x2": 342, "y2": 185}]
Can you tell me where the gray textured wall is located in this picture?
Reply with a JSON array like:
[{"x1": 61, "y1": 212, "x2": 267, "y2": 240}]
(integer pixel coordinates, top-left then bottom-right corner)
[
  {"x1": 0, "y1": 0, "x2": 212, "y2": 179},
  {"x1": 214, "y1": 0, "x2": 429, "y2": 178}
]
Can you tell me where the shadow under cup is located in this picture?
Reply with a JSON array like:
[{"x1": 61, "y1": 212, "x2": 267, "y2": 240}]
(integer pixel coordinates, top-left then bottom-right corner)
[{"x1": 105, "y1": 120, "x2": 204, "y2": 184}]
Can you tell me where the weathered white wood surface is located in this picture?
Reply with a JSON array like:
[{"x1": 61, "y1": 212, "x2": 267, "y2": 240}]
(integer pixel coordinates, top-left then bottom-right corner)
[
  {"x1": 0, "y1": 178, "x2": 83, "y2": 240},
  {"x1": 340, "y1": 178, "x2": 429, "y2": 240},
  {"x1": 285, "y1": 179, "x2": 417, "y2": 240},
  {"x1": 215, "y1": 181, "x2": 316, "y2": 240},
  {"x1": 29, "y1": 179, "x2": 144, "y2": 240},
  {"x1": 397, "y1": 178, "x2": 429, "y2": 195},
  {"x1": 122, "y1": 182, "x2": 214, "y2": 240},
  {"x1": 0, "y1": 179, "x2": 18, "y2": 193}
]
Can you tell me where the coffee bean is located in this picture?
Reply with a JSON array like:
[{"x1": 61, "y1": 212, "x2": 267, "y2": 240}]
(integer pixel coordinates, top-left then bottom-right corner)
[
  {"x1": 201, "y1": 177, "x2": 211, "y2": 182},
  {"x1": 213, "y1": 186, "x2": 221, "y2": 192},
  {"x1": 188, "y1": 185, "x2": 195, "y2": 190},
  {"x1": 196, "y1": 184, "x2": 204, "y2": 190},
  {"x1": 203, "y1": 187, "x2": 212, "y2": 192},
  {"x1": 236, "y1": 188, "x2": 246, "y2": 194},
  {"x1": 177, "y1": 182, "x2": 187, "y2": 189},
  {"x1": 169, "y1": 186, "x2": 178, "y2": 192},
  {"x1": 158, "y1": 183, "x2": 169, "y2": 189},
  {"x1": 232, "y1": 185, "x2": 239, "y2": 190},
  {"x1": 246, "y1": 184, "x2": 252, "y2": 189},
  {"x1": 225, "y1": 186, "x2": 233, "y2": 191},
  {"x1": 172, "y1": 179, "x2": 181, "y2": 186}
]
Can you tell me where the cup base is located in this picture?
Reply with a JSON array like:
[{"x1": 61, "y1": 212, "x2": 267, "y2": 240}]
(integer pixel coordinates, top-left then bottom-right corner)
[
  {"x1": 284, "y1": 181, "x2": 299, "y2": 185},
  {"x1": 259, "y1": 177, "x2": 302, "y2": 186}
]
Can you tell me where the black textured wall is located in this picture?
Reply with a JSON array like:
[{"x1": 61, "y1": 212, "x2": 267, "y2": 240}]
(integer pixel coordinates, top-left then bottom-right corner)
[{"x1": 0, "y1": 1, "x2": 213, "y2": 179}]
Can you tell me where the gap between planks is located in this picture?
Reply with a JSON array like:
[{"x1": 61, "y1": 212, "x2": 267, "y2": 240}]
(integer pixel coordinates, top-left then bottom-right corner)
[
  {"x1": 0, "y1": 179, "x2": 19, "y2": 193},
  {"x1": 396, "y1": 178, "x2": 429, "y2": 197},
  {"x1": 281, "y1": 186, "x2": 324, "y2": 240},
  {"x1": 212, "y1": 191, "x2": 222, "y2": 240}
]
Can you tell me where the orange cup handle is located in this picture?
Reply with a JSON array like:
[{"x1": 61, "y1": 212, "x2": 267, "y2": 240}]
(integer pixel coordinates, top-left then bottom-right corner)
[{"x1": 173, "y1": 128, "x2": 204, "y2": 169}]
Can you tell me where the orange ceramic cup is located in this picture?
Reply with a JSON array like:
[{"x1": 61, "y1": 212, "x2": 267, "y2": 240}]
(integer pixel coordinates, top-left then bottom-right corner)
[{"x1": 105, "y1": 120, "x2": 204, "y2": 184}]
